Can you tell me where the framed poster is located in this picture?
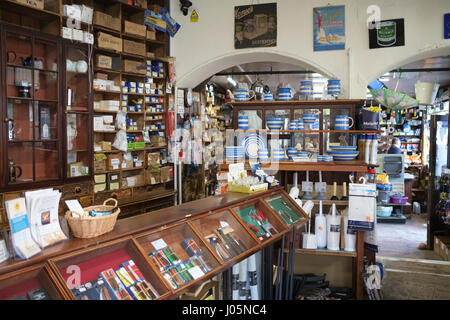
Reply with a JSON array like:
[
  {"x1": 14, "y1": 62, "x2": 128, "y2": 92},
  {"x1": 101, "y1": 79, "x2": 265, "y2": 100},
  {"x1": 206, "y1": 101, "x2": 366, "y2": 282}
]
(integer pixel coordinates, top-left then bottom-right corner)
[
  {"x1": 369, "y1": 19, "x2": 405, "y2": 49},
  {"x1": 313, "y1": 5, "x2": 345, "y2": 51},
  {"x1": 234, "y1": 3, "x2": 277, "y2": 49}
]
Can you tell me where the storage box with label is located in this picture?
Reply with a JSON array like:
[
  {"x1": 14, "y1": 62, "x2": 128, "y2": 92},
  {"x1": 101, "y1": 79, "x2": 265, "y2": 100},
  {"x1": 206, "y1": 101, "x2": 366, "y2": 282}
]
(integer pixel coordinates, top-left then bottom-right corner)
[
  {"x1": 69, "y1": 162, "x2": 84, "y2": 177},
  {"x1": 107, "y1": 172, "x2": 120, "y2": 183},
  {"x1": 123, "y1": 60, "x2": 146, "y2": 75},
  {"x1": 123, "y1": 39, "x2": 146, "y2": 57},
  {"x1": 145, "y1": 169, "x2": 161, "y2": 185},
  {"x1": 94, "y1": 183, "x2": 107, "y2": 193},
  {"x1": 108, "y1": 181, "x2": 120, "y2": 191},
  {"x1": 94, "y1": 155, "x2": 107, "y2": 172},
  {"x1": 124, "y1": 20, "x2": 146, "y2": 38},
  {"x1": 94, "y1": 174, "x2": 107, "y2": 184},
  {"x1": 94, "y1": 11, "x2": 121, "y2": 32},
  {"x1": 96, "y1": 32, "x2": 122, "y2": 52},
  {"x1": 160, "y1": 166, "x2": 173, "y2": 183},
  {"x1": 146, "y1": 28, "x2": 156, "y2": 40},
  {"x1": 107, "y1": 154, "x2": 122, "y2": 171},
  {"x1": 95, "y1": 54, "x2": 112, "y2": 69},
  {"x1": 147, "y1": 152, "x2": 160, "y2": 165}
]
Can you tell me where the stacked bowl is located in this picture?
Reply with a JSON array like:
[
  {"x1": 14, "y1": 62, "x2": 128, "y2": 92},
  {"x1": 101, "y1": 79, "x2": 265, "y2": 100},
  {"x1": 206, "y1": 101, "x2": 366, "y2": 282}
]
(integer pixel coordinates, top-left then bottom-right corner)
[
  {"x1": 266, "y1": 117, "x2": 285, "y2": 130},
  {"x1": 289, "y1": 120, "x2": 298, "y2": 130},
  {"x1": 295, "y1": 151, "x2": 310, "y2": 161},
  {"x1": 263, "y1": 92, "x2": 274, "y2": 101},
  {"x1": 258, "y1": 148, "x2": 269, "y2": 162},
  {"x1": 300, "y1": 81, "x2": 313, "y2": 96},
  {"x1": 302, "y1": 113, "x2": 318, "y2": 124},
  {"x1": 287, "y1": 147, "x2": 298, "y2": 159},
  {"x1": 237, "y1": 116, "x2": 249, "y2": 130},
  {"x1": 225, "y1": 146, "x2": 244, "y2": 161},
  {"x1": 317, "y1": 155, "x2": 334, "y2": 162},
  {"x1": 278, "y1": 87, "x2": 293, "y2": 101},
  {"x1": 234, "y1": 89, "x2": 249, "y2": 101},
  {"x1": 327, "y1": 79, "x2": 341, "y2": 96},
  {"x1": 328, "y1": 146, "x2": 359, "y2": 161},
  {"x1": 272, "y1": 148, "x2": 285, "y2": 161}
]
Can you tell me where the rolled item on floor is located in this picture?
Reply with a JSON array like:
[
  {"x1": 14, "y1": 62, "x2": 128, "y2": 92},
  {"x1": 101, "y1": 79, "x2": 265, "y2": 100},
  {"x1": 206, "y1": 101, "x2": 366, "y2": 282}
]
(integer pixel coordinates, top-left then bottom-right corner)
[
  {"x1": 232, "y1": 263, "x2": 240, "y2": 300},
  {"x1": 247, "y1": 254, "x2": 259, "y2": 300},
  {"x1": 239, "y1": 258, "x2": 248, "y2": 300}
]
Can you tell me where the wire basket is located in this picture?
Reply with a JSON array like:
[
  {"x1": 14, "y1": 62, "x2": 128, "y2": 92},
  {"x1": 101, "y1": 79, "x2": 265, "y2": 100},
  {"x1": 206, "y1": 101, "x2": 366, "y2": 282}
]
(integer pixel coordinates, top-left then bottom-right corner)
[{"x1": 65, "y1": 198, "x2": 120, "y2": 239}]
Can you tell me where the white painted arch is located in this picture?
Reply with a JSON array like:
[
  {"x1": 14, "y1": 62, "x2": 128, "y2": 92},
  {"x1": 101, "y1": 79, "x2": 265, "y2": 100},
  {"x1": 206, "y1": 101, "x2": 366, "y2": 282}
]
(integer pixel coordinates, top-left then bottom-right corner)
[{"x1": 176, "y1": 49, "x2": 339, "y2": 89}]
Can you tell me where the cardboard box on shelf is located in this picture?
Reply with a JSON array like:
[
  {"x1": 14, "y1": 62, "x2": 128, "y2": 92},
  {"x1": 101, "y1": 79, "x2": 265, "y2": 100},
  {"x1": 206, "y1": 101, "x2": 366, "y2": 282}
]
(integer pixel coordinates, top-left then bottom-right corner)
[
  {"x1": 124, "y1": 20, "x2": 146, "y2": 38},
  {"x1": 147, "y1": 152, "x2": 160, "y2": 165},
  {"x1": 95, "y1": 72, "x2": 109, "y2": 80},
  {"x1": 123, "y1": 60, "x2": 146, "y2": 75},
  {"x1": 146, "y1": 28, "x2": 156, "y2": 40},
  {"x1": 94, "y1": 174, "x2": 107, "y2": 184},
  {"x1": 160, "y1": 166, "x2": 173, "y2": 183},
  {"x1": 146, "y1": 52, "x2": 155, "y2": 59},
  {"x1": 96, "y1": 32, "x2": 122, "y2": 52},
  {"x1": 107, "y1": 154, "x2": 122, "y2": 171},
  {"x1": 93, "y1": 11, "x2": 121, "y2": 32},
  {"x1": 14, "y1": 0, "x2": 44, "y2": 10},
  {"x1": 107, "y1": 172, "x2": 120, "y2": 183},
  {"x1": 123, "y1": 39, "x2": 146, "y2": 57},
  {"x1": 145, "y1": 169, "x2": 161, "y2": 185},
  {"x1": 94, "y1": 183, "x2": 107, "y2": 193},
  {"x1": 96, "y1": 141, "x2": 111, "y2": 152},
  {"x1": 69, "y1": 162, "x2": 84, "y2": 177},
  {"x1": 95, "y1": 54, "x2": 112, "y2": 69},
  {"x1": 109, "y1": 181, "x2": 120, "y2": 191},
  {"x1": 94, "y1": 159, "x2": 106, "y2": 172}
]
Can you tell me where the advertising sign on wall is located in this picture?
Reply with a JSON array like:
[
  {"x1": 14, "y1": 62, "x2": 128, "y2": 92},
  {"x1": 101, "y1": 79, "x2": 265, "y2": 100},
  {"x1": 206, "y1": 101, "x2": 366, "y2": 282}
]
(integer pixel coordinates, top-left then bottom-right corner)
[
  {"x1": 313, "y1": 5, "x2": 345, "y2": 51},
  {"x1": 234, "y1": 3, "x2": 277, "y2": 49},
  {"x1": 369, "y1": 19, "x2": 405, "y2": 49}
]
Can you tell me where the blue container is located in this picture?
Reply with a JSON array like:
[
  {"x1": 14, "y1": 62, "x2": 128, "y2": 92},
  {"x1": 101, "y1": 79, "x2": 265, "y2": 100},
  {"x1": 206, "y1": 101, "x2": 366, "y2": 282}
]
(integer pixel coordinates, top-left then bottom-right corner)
[
  {"x1": 263, "y1": 92, "x2": 274, "y2": 101},
  {"x1": 237, "y1": 116, "x2": 249, "y2": 129},
  {"x1": 303, "y1": 114, "x2": 318, "y2": 123},
  {"x1": 289, "y1": 120, "x2": 298, "y2": 130},
  {"x1": 301, "y1": 81, "x2": 313, "y2": 87},
  {"x1": 266, "y1": 117, "x2": 285, "y2": 130},
  {"x1": 287, "y1": 148, "x2": 297, "y2": 159},
  {"x1": 297, "y1": 120, "x2": 305, "y2": 130},
  {"x1": 328, "y1": 79, "x2": 340, "y2": 86}
]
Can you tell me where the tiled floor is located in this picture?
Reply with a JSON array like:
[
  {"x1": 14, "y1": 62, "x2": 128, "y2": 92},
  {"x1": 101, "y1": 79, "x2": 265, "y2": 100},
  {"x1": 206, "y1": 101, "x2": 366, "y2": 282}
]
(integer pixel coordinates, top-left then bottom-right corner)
[{"x1": 376, "y1": 214, "x2": 450, "y2": 300}]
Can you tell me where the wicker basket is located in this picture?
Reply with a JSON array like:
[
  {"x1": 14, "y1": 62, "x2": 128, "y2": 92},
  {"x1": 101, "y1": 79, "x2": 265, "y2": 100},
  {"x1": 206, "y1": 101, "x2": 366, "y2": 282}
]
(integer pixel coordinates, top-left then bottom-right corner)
[{"x1": 65, "y1": 198, "x2": 120, "y2": 239}]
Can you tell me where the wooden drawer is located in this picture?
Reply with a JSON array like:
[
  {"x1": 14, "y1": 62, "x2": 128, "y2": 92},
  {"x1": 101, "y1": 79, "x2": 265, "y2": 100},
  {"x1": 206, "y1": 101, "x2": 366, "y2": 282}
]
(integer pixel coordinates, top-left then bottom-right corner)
[{"x1": 61, "y1": 183, "x2": 92, "y2": 198}]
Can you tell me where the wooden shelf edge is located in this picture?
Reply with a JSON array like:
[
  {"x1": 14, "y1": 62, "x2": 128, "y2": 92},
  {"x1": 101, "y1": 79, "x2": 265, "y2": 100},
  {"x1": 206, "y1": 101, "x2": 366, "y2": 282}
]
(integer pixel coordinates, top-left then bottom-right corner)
[{"x1": 291, "y1": 248, "x2": 357, "y2": 257}]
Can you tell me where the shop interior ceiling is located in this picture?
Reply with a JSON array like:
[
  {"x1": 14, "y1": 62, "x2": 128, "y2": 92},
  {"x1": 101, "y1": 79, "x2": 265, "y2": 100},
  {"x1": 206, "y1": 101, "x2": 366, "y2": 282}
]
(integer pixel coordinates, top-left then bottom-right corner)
[
  {"x1": 207, "y1": 57, "x2": 450, "y2": 100},
  {"x1": 376, "y1": 55, "x2": 450, "y2": 98}
]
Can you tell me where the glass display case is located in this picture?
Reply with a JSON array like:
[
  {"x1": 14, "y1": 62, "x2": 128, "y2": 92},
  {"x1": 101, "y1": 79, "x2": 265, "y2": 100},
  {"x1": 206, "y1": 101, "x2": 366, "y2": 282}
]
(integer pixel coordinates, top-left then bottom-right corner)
[
  {"x1": 135, "y1": 222, "x2": 221, "y2": 292},
  {"x1": 190, "y1": 209, "x2": 259, "y2": 263},
  {"x1": 3, "y1": 26, "x2": 61, "y2": 186},
  {"x1": 263, "y1": 192, "x2": 308, "y2": 227},
  {"x1": 63, "y1": 40, "x2": 92, "y2": 179},
  {"x1": 49, "y1": 237, "x2": 169, "y2": 300},
  {"x1": 231, "y1": 199, "x2": 287, "y2": 242},
  {"x1": 0, "y1": 264, "x2": 66, "y2": 300},
  {"x1": 293, "y1": 108, "x2": 321, "y2": 154}
]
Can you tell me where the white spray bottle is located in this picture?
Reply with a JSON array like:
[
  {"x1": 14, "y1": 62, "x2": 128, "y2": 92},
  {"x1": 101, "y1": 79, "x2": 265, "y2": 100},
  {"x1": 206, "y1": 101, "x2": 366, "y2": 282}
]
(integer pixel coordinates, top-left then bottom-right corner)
[
  {"x1": 327, "y1": 203, "x2": 341, "y2": 251},
  {"x1": 315, "y1": 201, "x2": 327, "y2": 248}
]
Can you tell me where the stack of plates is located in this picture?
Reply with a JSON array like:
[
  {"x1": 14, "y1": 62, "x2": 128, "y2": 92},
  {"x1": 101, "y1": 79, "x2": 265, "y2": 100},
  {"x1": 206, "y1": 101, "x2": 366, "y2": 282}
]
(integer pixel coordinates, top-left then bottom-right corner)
[
  {"x1": 327, "y1": 150, "x2": 359, "y2": 161},
  {"x1": 317, "y1": 155, "x2": 334, "y2": 162},
  {"x1": 287, "y1": 147, "x2": 298, "y2": 159},
  {"x1": 263, "y1": 92, "x2": 274, "y2": 101},
  {"x1": 289, "y1": 120, "x2": 298, "y2": 130},
  {"x1": 272, "y1": 148, "x2": 285, "y2": 161},
  {"x1": 225, "y1": 146, "x2": 244, "y2": 161},
  {"x1": 234, "y1": 89, "x2": 249, "y2": 101},
  {"x1": 300, "y1": 81, "x2": 313, "y2": 95},
  {"x1": 240, "y1": 133, "x2": 267, "y2": 159},
  {"x1": 266, "y1": 117, "x2": 285, "y2": 130},
  {"x1": 328, "y1": 79, "x2": 341, "y2": 95},
  {"x1": 237, "y1": 116, "x2": 249, "y2": 130},
  {"x1": 258, "y1": 148, "x2": 269, "y2": 162},
  {"x1": 278, "y1": 88, "x2": 292, "y2": 101}
]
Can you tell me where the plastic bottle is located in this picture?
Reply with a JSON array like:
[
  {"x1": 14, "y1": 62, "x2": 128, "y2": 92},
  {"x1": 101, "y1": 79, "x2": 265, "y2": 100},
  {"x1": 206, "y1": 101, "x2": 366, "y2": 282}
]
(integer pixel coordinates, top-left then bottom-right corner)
[
  {"x1": 364, "y1": 134, "x2": 372, "y2": 164},
  {"x1": 344, "y1": 216, "x2": 356, "y2": 252},
  {"x1": 358, "y1": 134, "x2": 366, "y2": 161},
  {"x1": 315, "y1": 201, "x2": 327, "y2": 248},
  {"x1": 349, "y1": 171, "x2": 355, "y2": 183},
  {"x1": 326, "y1": 204, "x2": 340, "y2": 251},
  {"x1": 366, "y1": 169, "x2": 375, "y2": 184},
  {"x1": 370, "y1": 134, "x2": 378, "y2": 165}
]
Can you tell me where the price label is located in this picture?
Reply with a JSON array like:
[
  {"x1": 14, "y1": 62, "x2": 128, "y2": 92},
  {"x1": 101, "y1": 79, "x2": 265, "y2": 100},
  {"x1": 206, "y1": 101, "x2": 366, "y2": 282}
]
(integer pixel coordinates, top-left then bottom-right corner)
[
  {"x1": 315, "y1": 182, "x2": 327, "y2": 193},
  {"x1": 301, "y1": 181, "x2": 313, "y2": 192}
]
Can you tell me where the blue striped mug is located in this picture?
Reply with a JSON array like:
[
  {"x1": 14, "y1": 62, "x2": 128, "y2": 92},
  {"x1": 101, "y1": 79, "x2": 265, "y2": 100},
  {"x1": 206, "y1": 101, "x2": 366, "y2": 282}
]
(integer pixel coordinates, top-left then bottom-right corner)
[{"x1": 334, "y1": 115, "x2": 354, "y2": 130}]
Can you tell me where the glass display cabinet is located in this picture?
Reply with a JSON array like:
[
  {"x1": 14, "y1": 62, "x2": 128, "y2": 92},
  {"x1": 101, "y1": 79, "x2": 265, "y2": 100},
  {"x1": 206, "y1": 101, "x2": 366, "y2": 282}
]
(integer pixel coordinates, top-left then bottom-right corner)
[
  {"x1": 263, "y1": 192, "x2": 308, "y2": 227},
  {"x1": 63, "y1": 40, "x2": 92, "y2": 179},
  {"x1": 190, "y1": 209, "x2": 259, "y2": 263},
  {"x1": 135, "y1": 222, "x2": 221, "y2": 293},
  {"x1": 2, "y1": 26, "x2": 61, "y2": 187},
  {"x1": 0, "y1": 264, "x2": 66, "y2": 300},
  {"x1": 48, "y1": 237, "x2": 170, "y2": 300},
  {"x1": 231, "y1": 199, "x2": 288, "y2": 242}
]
